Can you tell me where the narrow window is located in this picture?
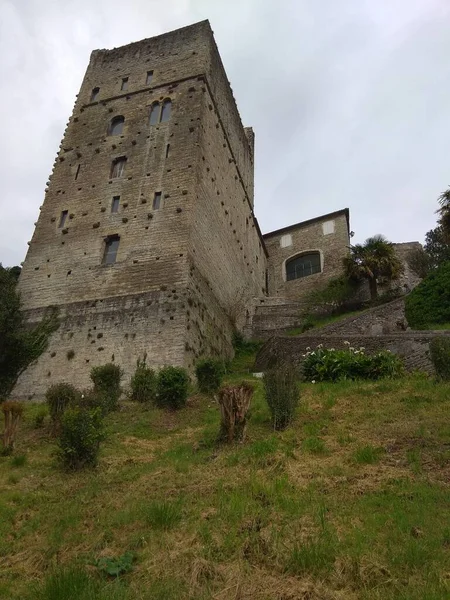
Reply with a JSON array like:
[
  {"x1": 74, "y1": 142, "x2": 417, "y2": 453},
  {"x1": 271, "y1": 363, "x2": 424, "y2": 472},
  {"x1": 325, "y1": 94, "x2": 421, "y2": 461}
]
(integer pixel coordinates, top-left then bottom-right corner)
[
  {"x1": 111, "y1": 196, "x2": 120, "y2": 213},
  {"x1": 75, "y1": 164, "x2": 81, "y2": 180},
  {"x1": 149, "y1": 102, "x2": 160, "y2": 126},
  {"x1": 160, "y1": 99, "x2": 172, "y2": 123},
  {"x1": 59, "y1": 210, "x2": 68, "y2": 228},
  {"x1": 153, "y1": 191, "x2": 162, "y2": 210},
  {"x1": 146, "y1": 70, "x2": 153, "y2": 85},
  {"x1": 108, "y1": 116, "x2": 125, "y2": 136},
  {"x1": 121, "y1": 77, "x2": 128, "y2": 91},
  {"x1": 90, "y1": 87, "x2": 100, "y2": 102},
  {"x1": 286, "y1": 252, "x2": 321, "y2": 281},
  {"x1": 110, "y1": 157, "x2": 127, "y2": 178},
  {"x1": 165, "y1": 144, "x2": 170, "y2": 158},
  {"x1": 103, "y1": 235, "x2": 120, "y2": 265}
]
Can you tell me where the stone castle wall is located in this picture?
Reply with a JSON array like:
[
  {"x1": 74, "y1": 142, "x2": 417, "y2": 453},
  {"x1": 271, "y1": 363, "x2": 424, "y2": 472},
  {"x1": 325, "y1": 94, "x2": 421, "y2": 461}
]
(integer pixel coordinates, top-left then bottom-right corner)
[{"x1": 14, "y1": 21, "x2": 266, "y2": 399}]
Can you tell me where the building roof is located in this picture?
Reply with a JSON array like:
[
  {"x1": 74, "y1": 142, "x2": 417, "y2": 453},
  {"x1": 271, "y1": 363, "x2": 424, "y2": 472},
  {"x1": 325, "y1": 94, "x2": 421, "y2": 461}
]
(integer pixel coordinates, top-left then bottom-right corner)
[{"x1": 263, "y1": 208, "x2": 350, "y2": 239}]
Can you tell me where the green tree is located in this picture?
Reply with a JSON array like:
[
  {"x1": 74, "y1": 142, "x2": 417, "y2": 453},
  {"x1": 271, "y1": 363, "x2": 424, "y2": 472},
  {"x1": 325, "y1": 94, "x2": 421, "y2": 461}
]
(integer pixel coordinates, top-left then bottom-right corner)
[
  {"x1": 438, "y1": 187, "x2": 450, "y2": 240},
  {"x1": 343, "y1": 235, "x2": 403, "y2": 301},
  {"x1": 424, "y1": 225, "x2": 450, "y2": 267},
  {"x1": 0, "y1": 265, "x2": 59, "y2": 399}
]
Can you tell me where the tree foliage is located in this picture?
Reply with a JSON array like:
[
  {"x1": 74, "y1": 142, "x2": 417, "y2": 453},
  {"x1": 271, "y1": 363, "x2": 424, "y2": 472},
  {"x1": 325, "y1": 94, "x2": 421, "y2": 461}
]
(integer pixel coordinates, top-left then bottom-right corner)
[
  {"x1": 438, "y1": 187, "x2": 450, "y2": 240},
  {"x1": 342, "y1": 235, "x2": 403, "y2": 300},
  {"x1": 405, "y1": 261, "x2": 450, "y2": 329},
  {"x1": 0, "y1": 265, "x2": 59, "y2": 399}
]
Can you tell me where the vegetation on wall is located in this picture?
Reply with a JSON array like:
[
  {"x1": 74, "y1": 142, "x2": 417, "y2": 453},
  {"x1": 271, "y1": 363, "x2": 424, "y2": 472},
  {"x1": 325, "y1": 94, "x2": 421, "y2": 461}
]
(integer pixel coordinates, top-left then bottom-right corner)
[
  {"x1": 0, "y1": 265, "x2": 59, "y2": 400},
  {"x1": 405, "y1": 262, "x2": 450, "y2": 329},
  {"x1": 429, "y1": 337, "x2": 450, "y2": 381}
]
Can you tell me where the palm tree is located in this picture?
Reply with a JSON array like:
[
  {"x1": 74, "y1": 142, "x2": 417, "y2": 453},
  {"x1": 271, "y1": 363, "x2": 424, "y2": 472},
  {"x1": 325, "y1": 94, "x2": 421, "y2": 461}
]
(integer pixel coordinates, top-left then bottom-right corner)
[
  {"x1": 438, "y1": 187, "x2": 450, "y2": 240},
  {"x1": 343, "y1": 235, "x2": 403, "y2": 301}
]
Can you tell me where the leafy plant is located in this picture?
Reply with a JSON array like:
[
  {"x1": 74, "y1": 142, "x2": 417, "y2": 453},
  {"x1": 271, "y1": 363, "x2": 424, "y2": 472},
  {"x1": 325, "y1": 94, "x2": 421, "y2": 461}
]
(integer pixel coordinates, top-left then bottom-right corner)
[
  {"x1": 96, "y1": 551, "x2": 134, "y2": 577},
  {"x1": 156, "y1": 366, "x2": 189, "y2": 410},
  {"x1": 46, "y1": 383, "x2": 80, "y2": 430},
  {"x1": 10, "y1": 453, "x2": 27, "y2": 467},
  {"x1": 405, "y1": 262, "x2": 450, "y2": 329},
  {"x1": 130, "y1": 356, "x2": 156, "y2": 403},
  {"x1": 264, "y1": 368, "x2": 299, "y2": 430},
  {"x1": 429, "y1": 337, "x2": 450, "y2": 381},
  {"x1": 33, "y1": 405, "x2": 48, "y2": 428},
  {"x1": 144, "y1": 500, "x2": 182, "y2": 530},
  {"x1": 343, "y1": 235, "x2": 403, "y2": 301},
  {"x1": 58, "y1": 407, "x2": 104, "y2": 470},
  {"x1": 90, "y1": 363, "x2": 123, "y2": 413},
  {"x1": 195, "y1": 358, "x2": 225, "y2": 395},
  {"x1": 302, "y1": 344, "x2": 403, "y2": 382},
  {"x1": 354, "y1": 445, "x2": 383, "y2": 464},
  {"x1": 304, "y1": 275, "x2": 360, "y2": 314}
]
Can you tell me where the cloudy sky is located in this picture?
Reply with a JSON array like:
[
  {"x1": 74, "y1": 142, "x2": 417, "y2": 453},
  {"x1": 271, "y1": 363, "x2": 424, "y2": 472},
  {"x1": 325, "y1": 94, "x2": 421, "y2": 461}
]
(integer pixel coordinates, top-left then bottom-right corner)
[{"x1": 1, "y1": 0, "x2": 449, "y2": 266}]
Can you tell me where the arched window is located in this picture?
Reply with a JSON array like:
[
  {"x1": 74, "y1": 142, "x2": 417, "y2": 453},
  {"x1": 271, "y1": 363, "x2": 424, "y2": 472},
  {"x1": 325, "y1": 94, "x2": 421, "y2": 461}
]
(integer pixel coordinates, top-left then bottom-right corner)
[
  {"x1": 149, "y1": 102, "x2": 160, "y2": 126},
  {"x1": 108, "y1": 116, "x2": 125, "y2": 136},
  {"x1": 160, "y1": 99, "x2": 171, "y2": 122},
  {"x1": 286, "y1": 252, "x2": 321, "y2": 281}
]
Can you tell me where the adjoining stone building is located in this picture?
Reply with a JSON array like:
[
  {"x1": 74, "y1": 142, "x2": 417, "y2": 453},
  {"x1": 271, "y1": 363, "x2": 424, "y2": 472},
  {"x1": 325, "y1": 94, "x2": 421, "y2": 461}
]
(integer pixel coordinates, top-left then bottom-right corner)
[{"x1": 13, "y1": 21, "x2": 416, "y2": 399}]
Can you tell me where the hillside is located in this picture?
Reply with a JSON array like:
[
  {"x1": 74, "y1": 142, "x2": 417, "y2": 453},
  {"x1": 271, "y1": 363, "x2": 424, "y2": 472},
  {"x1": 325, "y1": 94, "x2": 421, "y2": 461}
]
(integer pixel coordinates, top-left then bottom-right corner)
[{"x1": 1, "y1": 364, "x2": 450, "y2": 599}]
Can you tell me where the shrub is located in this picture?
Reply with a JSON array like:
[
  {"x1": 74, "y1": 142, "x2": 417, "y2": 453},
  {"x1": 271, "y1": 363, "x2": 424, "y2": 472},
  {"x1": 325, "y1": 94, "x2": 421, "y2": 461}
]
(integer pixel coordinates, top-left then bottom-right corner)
[
  {"x1": 130, "y1": 357, "x2": 157, "y2": 403},
  {"x1": 156, "y1": 366, "x2": 189, "y2": 410},
  {"x1": 76, "y1": 389, "x2": 112, "y2": 416},
  {"x1": 46, "y1": 383, "x2": 80, "y2": 429},
  {"x1": 96, "y1": 551, "x2": 134, "y2": 577},
  {"x1": 33, "y1": 405, "x2": 48, "y2": 428},
  {"x1": 429, "y1": 337, "x2": 450, "y2": 381},
  {"x1": 195, "y1": 359, "x2": 225, "y2": 395},
  {"x1": 264, "y1": 368, "x2": 299, "y2": 430},
  {"x1": 304, "y1": 275, "x2": 360, "y2": 314},
  {"x1": 90, "y1": 363, "x2": 123, "y2": 412},
  {"x1": 405, "y1": 262, "x2": 450, "y2": 328},
  {"x1": 302, "y1": 344, "x2": 403, "y2": 382},
  {"x1": 10, "y1": 453, "x2": 27, "y2": 467},
  {"x1": 58, "y1": 407, "x2": 104, "y2": 470}
]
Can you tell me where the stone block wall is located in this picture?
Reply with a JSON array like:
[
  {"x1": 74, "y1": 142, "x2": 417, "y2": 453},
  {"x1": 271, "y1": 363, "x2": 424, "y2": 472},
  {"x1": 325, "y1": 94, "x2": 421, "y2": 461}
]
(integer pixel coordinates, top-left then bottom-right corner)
[{"x1": 263, "y1": 209, "x2": 350, "y2": 301}]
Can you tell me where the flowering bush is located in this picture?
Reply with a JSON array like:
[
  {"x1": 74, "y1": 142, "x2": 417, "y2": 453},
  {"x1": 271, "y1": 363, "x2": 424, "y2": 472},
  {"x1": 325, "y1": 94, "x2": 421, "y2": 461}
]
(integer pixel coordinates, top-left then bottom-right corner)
[{"x1": 302, "y1": 343, "x2": 403, "y2": 382}]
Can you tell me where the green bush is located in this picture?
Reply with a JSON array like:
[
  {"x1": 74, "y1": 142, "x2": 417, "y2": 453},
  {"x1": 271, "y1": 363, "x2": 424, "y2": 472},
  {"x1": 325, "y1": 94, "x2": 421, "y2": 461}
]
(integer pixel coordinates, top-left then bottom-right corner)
[
  {"x1": 130, "y1": 357, "x2": 156, "y2": 403},
  {"x1": 45, "y1": 383, "x2": 80, "y2": 429},
  {"x1": 58, "y1": 407, "x2": 104, "y2": 470},
  {"x1": 302, "y1": 344, "x2": 403, "y2": 382},
  {"x1": 90, "y1": 364, "x2": 123, "y2": 412},
  {"x1": 195, "y1": 359, "x2": 225, "y2": 395},
  {"x1": 405, "y1": 262, "x2": 450, "y2": 328},
  {"x1": 156, "y1": 366, "x2": 189, "y2": 410},
  {"x1": 263, "y1": 368, "x2": 299, "y2": 430},
  {"x1": 429, "y1": 337, "x2": 450, "y2": 381}
]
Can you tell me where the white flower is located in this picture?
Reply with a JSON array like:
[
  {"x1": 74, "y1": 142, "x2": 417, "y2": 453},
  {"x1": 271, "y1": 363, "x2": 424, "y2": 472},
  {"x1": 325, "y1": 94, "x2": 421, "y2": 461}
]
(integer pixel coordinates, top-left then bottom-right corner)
[
  {"x1": 349, "y1": 347, "x2": 355, "y2": 351},
  {"x1": 317, "y1": 344, "x2": 323, "y2": 349},
  {"x1": 306, "y1": 346, "x2": 311, "y2": 351},
  {"x1": 311, "y1": 380, "x2": 316, "y2": 384},
  {"x1": 359, "y1": 347, "x2": 365, "y2": 351},
  {"x1": 344, "y1": 341, "x2": 350, "y2": 345},
  {"x1": 310, "y1": 351, "x2": 316, "y2": 355},
  {"x1": 81, "y1": 394, "x2": 85, "y2": 399},
  {"x1": 330, "y1": 348, "x2": 335, "y2": 351}
]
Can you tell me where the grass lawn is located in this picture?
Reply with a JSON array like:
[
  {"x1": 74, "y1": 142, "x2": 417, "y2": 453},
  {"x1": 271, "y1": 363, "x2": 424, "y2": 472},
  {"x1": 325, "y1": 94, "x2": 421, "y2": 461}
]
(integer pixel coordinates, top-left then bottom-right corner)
[
  {"x1": 286, "y1": 308, "x2": 366, "y2": 336},
  {"x1": 2, "y1": 364, "x2": 450, "y2": 599}
]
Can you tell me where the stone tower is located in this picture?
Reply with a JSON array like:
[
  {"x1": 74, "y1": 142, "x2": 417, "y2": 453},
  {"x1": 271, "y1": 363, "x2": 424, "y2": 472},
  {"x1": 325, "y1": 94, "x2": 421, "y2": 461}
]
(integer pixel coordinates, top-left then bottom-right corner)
[{"x1": 15, "y1": 21, "x2": 267, "y2": 399}]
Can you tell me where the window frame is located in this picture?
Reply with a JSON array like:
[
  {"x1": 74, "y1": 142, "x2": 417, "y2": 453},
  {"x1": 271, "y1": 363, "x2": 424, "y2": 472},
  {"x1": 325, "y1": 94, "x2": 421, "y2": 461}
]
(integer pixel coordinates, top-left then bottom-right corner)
[
  {"x1": 90, "y1": 87, "x2": 100, "y2": 102},
  {"x1": 108, "y1": 116, "x2": 125, "y2": 136},
  {"x1": 102, "y1": 235, "x2": 120, "y2": 266},
  {"x1": 284, "y1": 251, "x2": 322, "y2": 282},
  {"x1": 111, "y1": 196, "x2": 120, "y2": 213},
  {"x1": 146, "y1": 70, "x2": 154, "y2": 85},
  {"x1": 110, "y1": 157, "x2": 127, "y2": 179},
  {"x1": 58, "y1": 210, "x2": 68, "y2": 229},
  {"x1": 153, "y1": 191, "x2": 162, "y2": 210},
  {"x1": 121, "y1": 77, "x2": 129, "y2": 91}
]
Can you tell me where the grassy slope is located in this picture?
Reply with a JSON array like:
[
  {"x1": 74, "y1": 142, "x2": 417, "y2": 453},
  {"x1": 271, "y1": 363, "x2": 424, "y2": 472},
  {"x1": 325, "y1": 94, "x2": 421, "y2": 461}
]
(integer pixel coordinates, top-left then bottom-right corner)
[{"x1": 2, "y1": 365, "x2": 450, "y2": 599}]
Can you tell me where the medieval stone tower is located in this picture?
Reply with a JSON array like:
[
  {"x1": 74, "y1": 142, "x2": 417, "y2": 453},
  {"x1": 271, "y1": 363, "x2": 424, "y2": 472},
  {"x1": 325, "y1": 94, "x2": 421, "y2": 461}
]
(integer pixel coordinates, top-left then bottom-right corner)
[{"x1": 15, "y1": 21, "x2": 267, "y2": 399}]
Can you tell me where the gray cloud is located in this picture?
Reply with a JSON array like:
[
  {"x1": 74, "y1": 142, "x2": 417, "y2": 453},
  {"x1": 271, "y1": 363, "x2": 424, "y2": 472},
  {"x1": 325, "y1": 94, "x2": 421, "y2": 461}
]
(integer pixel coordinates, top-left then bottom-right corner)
[{"x1": 1, "y1": 0, "x2": 449, "y2": 265}]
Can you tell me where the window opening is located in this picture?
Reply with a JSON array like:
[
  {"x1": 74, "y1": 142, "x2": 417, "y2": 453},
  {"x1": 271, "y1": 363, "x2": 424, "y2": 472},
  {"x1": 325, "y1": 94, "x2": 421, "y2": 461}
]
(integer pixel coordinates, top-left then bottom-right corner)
[
  {"x1": 149, "y1": 102, "x2": 160, "y2": 126},
  {"x1": 146, "y1": 71, "x2": 153, "y2": 85},
  {"x1": 59, "y1": 210, "x2": 68, "y2": 228},
  {"x1": 165, "y1": 144, "x2": 170, "y2": 158},
  {"x1": 160, "y1": 99, "x2": 171, "y2": 122},
  {"x1": 75, "y1": 164, "x2": 81, "y2": 180},
  {"x1": 90, "y1": 87, "x2": 99, "y2": 102},
  {"x1": 286, "y1": 253, "x2": 321, "y2": 281},
  {"x1": 121, "y1": 77, "x2": 128, "y2": 91},
  {"x1": 111, "y1": 196, "x2": 120, "y2": 213},
  {"x1": 110, "y1": 157, "x2": 127, "y2": 178},
  {"x1": 108, "y1": 116, "x2": 124, "y2": 136},
  {"x1": 103, "y1": 236, "x2": 120, "y2": 265},
  {"x1": 153, "y1": 191, "x2": 162, "y2": 210}
]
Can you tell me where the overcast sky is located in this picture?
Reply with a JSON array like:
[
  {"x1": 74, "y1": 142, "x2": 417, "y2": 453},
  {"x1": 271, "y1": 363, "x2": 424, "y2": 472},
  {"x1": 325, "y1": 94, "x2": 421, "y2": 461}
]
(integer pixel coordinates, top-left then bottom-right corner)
[{"x1": 1, "y1": 0, "x2": 449, "y2": 266}]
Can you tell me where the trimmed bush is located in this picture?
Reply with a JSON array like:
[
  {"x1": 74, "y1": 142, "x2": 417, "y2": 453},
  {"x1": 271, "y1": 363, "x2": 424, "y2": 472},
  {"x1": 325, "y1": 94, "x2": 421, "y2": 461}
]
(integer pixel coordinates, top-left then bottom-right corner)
[
  {"x1": 46, "y1": 383, "x2": 80, "y2": 430},
  {"x1": 58, "y1": 407, "x2": 104, "y2": 470},
  {"x1": 195, "y1": 359, "x2": 225, "y2": 395},
  {"x1": 130, "y1": 358, "x2": 157, "y2": 403},
  {"x1": 90, "y1": 363, "x2": 123, "y2": 412},
  {"x1": 405, "y1": 262, "x2": 450, "y2": 329},
  {"x1": 429, "y1": 337, "x2": 450, "y2": 381},
  {"x1": 302, "y1": 344, "x2": 403, "y2": 382},
  {"x1": 264, "y1": 368, "x2": 299, "y2": 430},
  {"x1": 156, "y1": 366, "x2": 189, "y2": 410}
]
